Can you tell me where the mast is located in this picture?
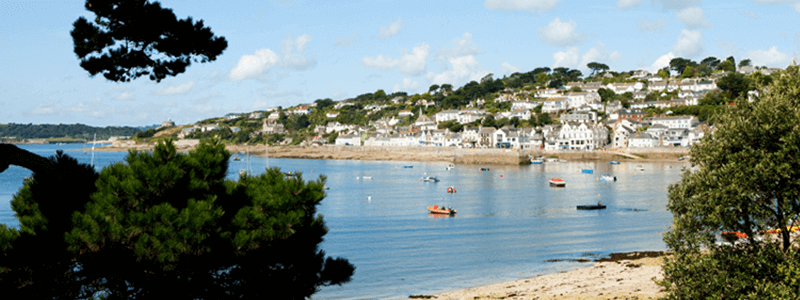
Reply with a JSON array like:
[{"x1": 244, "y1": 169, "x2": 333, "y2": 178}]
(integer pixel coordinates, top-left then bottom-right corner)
[{"x1": 91, "y1": 133, "x2": 96, "y2": 168}]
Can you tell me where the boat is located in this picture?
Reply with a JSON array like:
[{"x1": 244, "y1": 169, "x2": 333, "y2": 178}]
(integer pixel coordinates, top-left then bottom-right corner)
[
  {"x1": 421, "y1": 176, "x2": 439, "y2": 182},
  {"x1": 427, "y1": 205, "x2": 456, "y2": 215},
  {"x1": 283, "y1": 171, "x2": 293, "y2": 177},
  {"x1": 546, "y1": 158, "x2": 559, "y2": 162},
  {"x1": 577, "y1": 202, "x2": 607, "y2": 210},
  {"x1": 362, "y1": 176, "x2": 373, "y2": 180},
  {"x1": 233, "y1": 156, "x2": 241, "y2": 161},
  {"x1": 581, "y1": 169, "x2": 593, "y2": 174},
  {"x1": 446, "y1": 186, "x2": 457, "y2": 193},
  {"x1": 549, "y1": 178, "x2": 566, "y2": 187},
  {"x1": 403, "y1": 165, "x2": 413, "y2": 168},
  {"x1": 239, "y1": 169, "x2": 247, "y2": 176},
  {"x1": 446, "y1": 164, "x2": 454, "y2": 170},
  {"x1": 531, "y1": 159, "x2": 544, "y2": 164},
  {"x1": 600, "y1": 174, "x2": 617, "y2": 181},
  {"x1": 678, "y1": 155, "x2": 691, "y2": 161},
  {"x1": 635, "y1": 165, "x2": 644, "y2": 171},
  {"x1": 478, "y1": 168, "x2": 490, "y2": 171},
  {"x1": 609, "y1": 160, "x2": 620, "y2": 165}
]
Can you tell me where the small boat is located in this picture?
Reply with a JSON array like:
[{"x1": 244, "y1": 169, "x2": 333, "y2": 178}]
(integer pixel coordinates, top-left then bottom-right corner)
[
  {"x1": 581, "y1": 169, "x2": 593, "y2": 174},
  {"x1": 635, "y1": 165, "x2": 644, "y2": 171},
  {"x1": 283, "y1": 171, "x2": 293, "y2": 177},
  {"x1": 600, "y1": 174, "x2": 617, "y2": 181},
  {"x1": 478, "y1": 168, "x2": 490, "y2": 171},
  {"x1": 678, "y1": 155, "x2": 691, "y2": 161},
  {"x1": 403, "y1": 165, "x2": 414, "y2": 168},
  {"x1": 531, "y1": 159, "x2": 544, "y2": 164},
  {"x1": 427, "y1": 205, "x2": 456, "y2": 215},
  {"x1": 549, "y1": 178, "x2": 566, "y2": 187},
  {"x1": 233, "y1": 156, "x2": 241, "y2": 161},
  {"x1": 609, "y1": 160, "x2": 620, "y2": 165},
  {"x1": 362, "y1": 176, "x2": 373, "y2": 180},
  {"x1": 239, "y1": 169, "x2": 247, "y2": 176},
  {"x1": 577, "y1": 202, "x2": 607, "y2": 210},
  {"x1": 547, "y1": 158, "x2": 559, "y2": 162},
  {"x1": 446, "y1": 164, "x2": 455, "y2": 170},
  {"x1": 421, "y1": 176, "x2": 439, "y2": 182},
  {"x1": 446, "y1": 186, "x2": 457, "y2": 193},
  {"x1": 323, "y1": 186, "x2": 330, "y2": 190}
]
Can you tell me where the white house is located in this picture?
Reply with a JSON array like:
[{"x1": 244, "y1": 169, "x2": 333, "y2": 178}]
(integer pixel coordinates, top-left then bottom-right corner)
[
  {"x1": 629, "y1": 132, "x2": 659, "y2": 148},
  {"x1": 435, "y1": 110, "x2": 460, "y2": 124},
  {"x1": 292, "y1": 107, "x2": 312, "y2": 115},
  {"x1": 646, "y1": 116, "x2": 699, "y2": 129},
  {"x1": 335, "y1": 134, "x2": 361, "y2": 146},
  {"x1": 326, "y1": 112, "x2": 340, "y2": 119},
  {"x1": 398, "y1": 110, "x2": 414, "y2": 117},
  {"x1": 541, "y1": 97, "x2": 569, "y2": 113}
]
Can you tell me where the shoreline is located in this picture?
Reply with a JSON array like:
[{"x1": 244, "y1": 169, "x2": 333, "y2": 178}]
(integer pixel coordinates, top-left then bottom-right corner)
[
  {"x1": 82, "y1": 142, "x2": 691, "y2": 165},
  {"x1": 429, "y1": 251, "x2": 669, "y2": 300}
]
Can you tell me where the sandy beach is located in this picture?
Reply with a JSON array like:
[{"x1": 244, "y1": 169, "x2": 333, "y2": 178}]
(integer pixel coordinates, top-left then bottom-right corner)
[
  {"x1": 428, "y1": 252, "x2": 668, "y2": 300},
  {"x1": 88, "y1": 140, "x2": 690, "y2": 165}
]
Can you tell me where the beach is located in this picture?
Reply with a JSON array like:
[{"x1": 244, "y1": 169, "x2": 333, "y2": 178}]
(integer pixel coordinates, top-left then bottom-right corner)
[
  {"x1": 430, "y1": 252, "x2": 668, "y2": 300},
  {"x1": 89, "y1": 140, "x2": 691, "y2": 165}
]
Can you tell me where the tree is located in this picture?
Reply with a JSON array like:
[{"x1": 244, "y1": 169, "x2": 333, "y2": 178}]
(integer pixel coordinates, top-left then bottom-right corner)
[
  {"x1": 481, "y1": 115, "x2": 496, "y2": 128},
  {"x1": 71, "y1": 0, "x2": 228, "y2": 82},
  {"x1": 669, "y1": 57, "x2": 696, "y2": 75},
  {"x1": 739, "y1": 58, "x2": 752, "y2": 68},
  {"x1": 428, "y1": 84, "x2": 440, "y2": 94},
  {"x1": 717, "y1": 72, "x2": 751, "y2": 99},
  {"x1": 661, "y1": 65, "x2": 800, "y2": 298},
  {"x1": 587, "y1": 62, "x2": 610, "y2": 76}
]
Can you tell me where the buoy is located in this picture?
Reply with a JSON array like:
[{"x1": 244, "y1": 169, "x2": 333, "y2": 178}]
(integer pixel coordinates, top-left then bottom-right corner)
[
  {"x1": 500, "y1": 174, "x2": 503, "y2": 177},
  {"x1": 598, "y1": 194, "x2": 601, "y2": 197},
  {"x1": 367, "y1": 196, "x2": 371, "y2": 200},
  {"x1": 357, "y1": 177, "x2": 360, "y2": 180}
]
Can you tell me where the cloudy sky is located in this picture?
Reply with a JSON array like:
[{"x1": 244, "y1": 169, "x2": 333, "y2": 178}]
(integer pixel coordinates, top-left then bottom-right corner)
[{"x1": 1, "y1": 0, "x2": 798, "y2": 127}]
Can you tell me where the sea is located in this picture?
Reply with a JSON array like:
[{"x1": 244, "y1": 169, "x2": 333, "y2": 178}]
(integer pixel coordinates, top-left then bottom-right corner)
[{"x1": 0, "y1": 143, "x2": 687, "y2": 299}]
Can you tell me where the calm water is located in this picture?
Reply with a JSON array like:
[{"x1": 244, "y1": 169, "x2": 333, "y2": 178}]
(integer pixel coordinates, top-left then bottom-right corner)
[{"x1": 0, "y1": 144, "x2": 687, "y2": 299}]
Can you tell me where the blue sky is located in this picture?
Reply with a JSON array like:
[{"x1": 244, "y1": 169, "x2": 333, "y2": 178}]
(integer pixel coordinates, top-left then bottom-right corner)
[{"x1": 1, "y1": 0, "x2": 799, "y2": 127}]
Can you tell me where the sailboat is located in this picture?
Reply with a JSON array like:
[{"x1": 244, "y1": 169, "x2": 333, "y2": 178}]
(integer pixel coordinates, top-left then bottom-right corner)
[{"x1": 90, "y1": 133, "x2": 98, "y2": 171}]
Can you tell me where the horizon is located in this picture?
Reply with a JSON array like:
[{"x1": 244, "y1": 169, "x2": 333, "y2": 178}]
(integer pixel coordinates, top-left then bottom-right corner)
[{"x1": 2, "y1": 0, "x2": 798, "y2": 127}]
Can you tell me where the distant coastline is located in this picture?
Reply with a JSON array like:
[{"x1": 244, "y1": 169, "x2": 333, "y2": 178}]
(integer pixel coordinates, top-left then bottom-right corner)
[{"x1": 81, "y1": 140, "x2": 691, "y2": 165}]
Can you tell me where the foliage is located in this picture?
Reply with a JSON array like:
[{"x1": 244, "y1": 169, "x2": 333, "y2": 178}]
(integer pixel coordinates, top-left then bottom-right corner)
[
  {"x1": 717, "y1": 72, "x2": 752, "y2": 99},
  {"x1": 71, "y1": 0, "x2": 227, "y2": 82},
  {"x1": 661, "y1": 65, "x2": 800, "y2": 298},
  {"x1": 1, "y1": 139, "x2": 355, "y2": 299},
  {"x1": 587, "y1": 62, "x2": 610, "y2": 76},
  {"x1": 0, "y1": 123, "x2": 142, "y2": 140}
]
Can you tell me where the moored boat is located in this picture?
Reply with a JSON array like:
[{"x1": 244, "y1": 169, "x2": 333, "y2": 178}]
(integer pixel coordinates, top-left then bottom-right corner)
[
  {"x1": 446, "y1": 164, "x2": 454, "y2": 170},
  {"x1": 581, "y1": 169, "x2": 593, "y2": 174},
  {"x1": 600, "y1": 174, "x2": 616, "y2": 181},
  {"x1": 403, "y1": 165, "x2": 414, "y2": 168},
  {"x1": 446, "y1": 186, "x2": 457, "y2": 193},
  {"x1": 577, "y1": 203, "x2": 607, "y2": 210},
  {"x1": 609, "y1": 160, "x2": 620, "y2": 165},
  {"x1": 531, "y1": 159, "x2": 544, "y2": 164},
  {"x1": 549, "y1": 178, "x2": 566, "y2": 187},
  {"x1": 233, "y1": 156, "x2": 241, "y2": 161},
  {"x1": 427, "y1": 205, "x2": 456, "y2": 215},
  {"x1": 478, "y1": 167, "x2": 490, "y2": 171},
  {"x1": 421, "y1": 176, "x2": 439, "y2": 182},
  {"x1": 635, "y1": 165, "x2": 644, "y2": 171}
]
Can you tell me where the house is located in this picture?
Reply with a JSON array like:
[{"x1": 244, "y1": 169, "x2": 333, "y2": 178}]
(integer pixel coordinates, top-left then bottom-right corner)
[
  {"x1": 414, "y1": 109, "x2": 437, "y2": 130},
  {"x1": 608, "y1": 82, "x2": 643, "y2": 94},
  {"x1": 646, "y1": 115, "x2": 699, "y2": 129},
  {"x1": 629, "y1": 132, "x2": 659, "y2": 148},
  {"x1": 335, "y1": 134, "x2": 361, "y2": 146},
  {"x1": 493, "y1": 127, "x2": 520, "y2": 149},
  {"x1": 444, "y1": 134, "x2": 463, "y2": 147},
  {"x1": 457, "y1": 111, "x2": 483, "y2": 124},
  {"x1": 606, "y1": 100, "x2": 623, "y2": 114},
  {"x1": 662, "y1": 128, "x2": 689, "y2": 147},
  {"x1": 632, "y1": 91, "x2": 648, "y2": 100},
  {"x1": 224, "y1": 113, "x2": 241, "y2": 120},
  {"x1": 478, "y1": 127, "x2": 495, "y2": 148},
  {"x1": 617, "y1": 109, "x2": 647, "y2": 122},
  {"x1": 230, "y1": 126, "x2": 241, "y2": 133},
  {"x1": 200, "y1": 123, "x2": 221, "y2": 132},
  {"x1": 249, "y1": 112, "x2": 264, "y2": 119},
  {"x1": 565, "y1": 91, "x2": 600, "y2": 108},
  {"x1": 267, "y1": 111, "x2": 280, "y2": 120},
  {"x1": 645, "y1": 124, "x2": 668, "y2": 137},
  {"x1": 334, "y1": 101, "x2": 354, "y2": 109},
  {"x1": 435, "y1": 110, "x2": 460, "y2": 124},
  {"x1": 178, "y1": 127, "x2": 196, "y2": 138},
  {"x1": 612, "y1": 123, "x2": 635, "y2": 148},
  {"x1": 738, "y1": 65, "x2": 758, "y2": 75},
  {"x1": 461, "y1": 126, "x2": 480, "y2": 148},
  {"x1": 557, "y1": 122, "x2": 609, "y2": 150},
  {"x1": 292, "y1": 107, "x2": 312, "y2": 115},
  {"x1": 507, "y1": 109, "x2": 530, "y2": 121},
  {"x1": 398, "y1": 110, "x2": 414, "y2": 117},
  {"x1": 541, "y1": 97, "x2": 569, "y2": 113},
  {"x1": 648, "y1": 81, "x2": 668, "y2": 92},
  {"x1": 511, "y1": 101, "x2": 541, "y2": 111},
  {"x1": 159, "y1": 118, "x2": 175, "y2": 129},
  {"x1": 326, "y1": 112, "x2": 339, "y2": 119},
  {"x1": 560, "y1": 112, "x2": 596, "y2": 123},
  {"x1": 262, "y1": 120, "x2": 286, "y2": 134}
]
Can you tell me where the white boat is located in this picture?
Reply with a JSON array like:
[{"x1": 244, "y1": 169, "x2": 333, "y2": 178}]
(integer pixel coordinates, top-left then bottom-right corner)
[
  {"x1": 635, "y1": 165, "x2": 644, "y2": 171},
  {"x1": 600, "y1": 174, "x2": 617, "y2": 181},
  {"x1": 421, "y1": 176, "x2": 440, "y2": 182},
  {"x1": 531, "y1": 159, "x2": 544, "y2": 164},
  {"x1": 446, "y1": 164, "x2": 454, "y2": 170},
  {"x1": 546, "y1": 158, "x2": 559, "y2": 162},
  {"x1": 362, "y1": 176, "x2": 373, "y2": 180}
]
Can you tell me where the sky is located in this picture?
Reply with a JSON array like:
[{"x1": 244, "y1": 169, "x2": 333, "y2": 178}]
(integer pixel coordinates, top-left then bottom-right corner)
[{"x1": 1, "y1": 0, "x2": 799, "y2": 127}]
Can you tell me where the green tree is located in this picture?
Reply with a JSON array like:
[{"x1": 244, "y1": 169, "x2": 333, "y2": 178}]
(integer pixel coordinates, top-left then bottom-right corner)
[
  {"x1": 717, "y1": 72, "x2": 751, "y2": 99},
  {"x1": 739, "y1": 58, "x2": 752, "y2": 68},
  {"x1": 661, "y1": 65, "x2": 800, "y2": 298},
  {"x1": 71, "y1": 0, "x2": 228, "y2": 82},
  {"x1": 587, "y1": 62, "x2": 610, "y2": 76}
]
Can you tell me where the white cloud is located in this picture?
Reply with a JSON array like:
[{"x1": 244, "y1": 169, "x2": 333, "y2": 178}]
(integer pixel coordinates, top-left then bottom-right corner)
[
  {"x1": 648, "y1": 52, "x2": 675, "y2": 73},
  {"x1": 539, "y1": 18, "x2": 584, "y2": 47},
  {"x1": 229, "y1": 34, "x2": 316, "y2": 81},
  {"x1": 280, "y1": 33, "x2": 316, "y2": 70},
  {"x1": 331, "y1": 90, "x2": 348, "y2": 99},
  {"x1": 392, "y1": 78, "x2": 420, "y2": 93},
  {"x1": 795, "y1": 3, "x2": 800, "y2": 15},
  {"x1": 747, "y1": 46, "x2": 794, "y2": 67},
  {"x1": 578, "y1": 43, "x2": 622, "y2": 74},
  {"x1": 377, "y1": 17, "x2": 405, "y2": 40},
  {"x1": 501, "y1": 62, "x2": 522, "y2": 74},
  {"x1": 552, "y1": 47, "x2": 580, "y2": 69},
  {"x1": 672, "y1": 29, "x2": 703, "y2": 57},
  {"x1": 484, "y1": 0, "x2": 561, "y2": 12},
  {"x1": 676, "y1": 7, "x2": 710, "y2": 28},
  {"x1": 362, "y1": 43, "x2": 430, "y2": 76},
  {"x1": 616, "y1": 0, "x2": 645, "y2": 9},
  {"x1": 741, "y1": 10, "x2": 759, "y2": 19},
  {"x1": 116, "y1": 92, "x2": 135, "y2": 101},
  {"x1": 156, "y1": 81, "x2": 194, "y2": 96},
  {"x1": 229, "y1": 49, "x2": 280, "y2": 81},
  {"x1": 653, "y1": 0, "x2": 700, "y2": 10},
  {"x1": 335, "y1": 33, "x2": 359, "y2": 47},
  {"x1": 427, "y1": 55, "x2": 489, "y2": 87},
  {"x1": 435, "y1": 32, "x2": 484, "y2": 67},
  {"x1": 638, "y1": 17, "x2": 667, "y2": 32}
]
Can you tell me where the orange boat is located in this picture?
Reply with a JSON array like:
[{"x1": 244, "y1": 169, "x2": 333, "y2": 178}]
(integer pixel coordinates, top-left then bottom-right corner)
[
  {"x1": 427, "y1": 205, "x2": 456, "y2": 215},
  {"x1": 549, "y1": 178, "x2": 566, "y2": 187},
  {"x1": 447, "y1": 186, "x2": 457, "y2": 193}
]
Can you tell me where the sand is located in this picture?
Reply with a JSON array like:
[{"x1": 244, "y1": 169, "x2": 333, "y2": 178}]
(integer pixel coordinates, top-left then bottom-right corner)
[{"x1": 428, "y1": 252, "x2": 669, "y2": 300}]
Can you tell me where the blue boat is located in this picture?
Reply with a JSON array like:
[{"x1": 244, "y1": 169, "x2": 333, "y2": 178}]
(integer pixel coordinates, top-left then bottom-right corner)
[
  {"x1": 403, "y1": 165, "x2": 413, "y2": 168},
  {"x1": 609, "y1": 160, "x2": 620, "y2": 165},
  {"x1": 581, "y1": 169, "x2": 593, "y2": 174},
  {"x1": 531, "y1": 159, "x2": 544, "y2": 164}
]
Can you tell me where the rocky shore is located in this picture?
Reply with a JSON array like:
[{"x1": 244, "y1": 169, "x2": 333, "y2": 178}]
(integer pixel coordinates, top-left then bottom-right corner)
[{"x1": 88, "y1": 140, "x2": 691, "y2": 165}]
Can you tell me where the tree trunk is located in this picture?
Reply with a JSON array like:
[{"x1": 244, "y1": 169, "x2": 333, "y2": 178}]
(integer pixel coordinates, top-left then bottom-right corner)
[{"x1": 0, "y1": 143, "x2": 55, "y2": 175}]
